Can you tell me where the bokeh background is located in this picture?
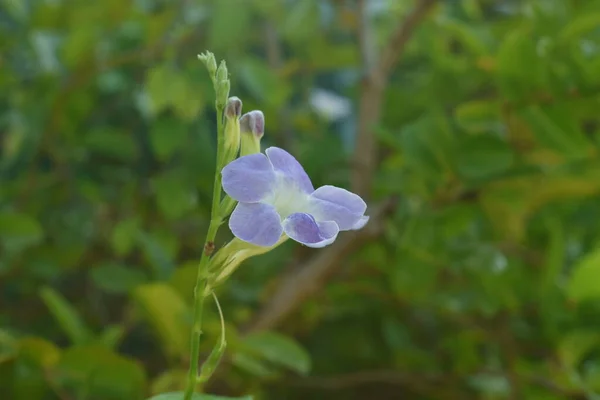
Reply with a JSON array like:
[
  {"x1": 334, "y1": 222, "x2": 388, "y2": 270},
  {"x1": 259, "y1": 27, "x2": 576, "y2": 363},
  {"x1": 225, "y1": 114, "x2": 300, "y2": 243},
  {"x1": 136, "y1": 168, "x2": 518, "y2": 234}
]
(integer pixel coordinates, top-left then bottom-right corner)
[{"x1": 2, "y1": 0, "x2": 600, "y2": 399}]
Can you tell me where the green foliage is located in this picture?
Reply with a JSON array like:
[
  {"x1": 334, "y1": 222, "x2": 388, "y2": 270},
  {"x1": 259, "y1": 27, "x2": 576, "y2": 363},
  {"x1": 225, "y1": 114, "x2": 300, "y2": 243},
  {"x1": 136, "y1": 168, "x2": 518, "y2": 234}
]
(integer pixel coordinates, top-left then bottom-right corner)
[
  {"x1": 147, "y1": 393, "x2": 252, "y2": 400},
  {"x1": 3, "y1": 0, "x2": 600, "y2": 399}
]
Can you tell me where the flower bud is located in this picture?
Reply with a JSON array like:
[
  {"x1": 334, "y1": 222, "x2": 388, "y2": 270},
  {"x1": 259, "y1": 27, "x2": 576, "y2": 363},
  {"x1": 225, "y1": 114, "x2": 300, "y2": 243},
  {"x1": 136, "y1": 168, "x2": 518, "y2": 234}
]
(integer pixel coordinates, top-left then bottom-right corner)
[
  {"x1": 221, "y1": 97, "x2": 242, "y2": 167},
  {"x1": 215, "y1": 79, "x2": 230, "y2": 110},
  {"x1": 224, "y1": 96, "x2": 242, "y2": 119},
  {"x1": 198, "y1": 51, "x2": 217, "y2": 78},
  {"x1": 239, "y1": 110, "x2": 265, "y2": 156}
]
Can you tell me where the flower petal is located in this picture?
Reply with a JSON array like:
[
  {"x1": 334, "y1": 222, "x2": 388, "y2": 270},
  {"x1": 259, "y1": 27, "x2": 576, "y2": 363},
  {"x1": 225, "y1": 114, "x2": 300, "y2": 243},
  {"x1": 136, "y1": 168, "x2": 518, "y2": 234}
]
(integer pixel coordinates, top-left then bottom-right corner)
[
  {"x1": 309, "y1": 185, "x2": 367, "y2": 230},
  {"x1": 265, "y1": 147, "x2": 314, "y2": 193},
  {"x1": 229, "y1": 202, "x2": 283, "y2": 247},
  {"x1": 352, "y1": 216, "x2": 370, "y2": 230},
  {"x1": 222, "y1": 153, "x2": 276, "y2": 202},
  {"x1": 282, "y1": 213, "x2": 339, "y2": 248}
]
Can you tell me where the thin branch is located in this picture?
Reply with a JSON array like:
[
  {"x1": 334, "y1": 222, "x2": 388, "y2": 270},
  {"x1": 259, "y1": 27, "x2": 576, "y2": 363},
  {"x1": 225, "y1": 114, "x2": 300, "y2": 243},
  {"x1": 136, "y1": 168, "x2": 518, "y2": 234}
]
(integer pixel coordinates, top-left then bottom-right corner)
[{"x1": 352, "y1": 0, "x2": 438, "y2": 198}]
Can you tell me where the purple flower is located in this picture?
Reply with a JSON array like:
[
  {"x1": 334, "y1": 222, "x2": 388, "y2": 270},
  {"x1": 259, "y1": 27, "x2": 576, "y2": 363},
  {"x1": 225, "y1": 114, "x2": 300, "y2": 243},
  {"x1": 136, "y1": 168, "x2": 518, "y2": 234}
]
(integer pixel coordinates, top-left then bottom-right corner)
[{"x1": 221, "y1": 147, "x2": 369, "y2": 248}]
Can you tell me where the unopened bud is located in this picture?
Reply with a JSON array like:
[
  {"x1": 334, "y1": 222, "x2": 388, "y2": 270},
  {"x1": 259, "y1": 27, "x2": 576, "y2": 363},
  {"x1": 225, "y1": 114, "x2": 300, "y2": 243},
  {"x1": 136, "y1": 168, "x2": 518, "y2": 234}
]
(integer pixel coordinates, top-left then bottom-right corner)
[
  {"x1": 198, "y1": 51, "x2": 217, "y2": 78},
  {"x1": 224, "y1": 96, "x2": 242, "y2": 119},
  {"x1": 215, "y1": 60, "x2": 228, "y2": 82},
  {"x1": 215, "y1": 79, "x2": 230, "y2": 109},
  {"x1": 239, "y1": 110, "x2": 265, "y2": 156},
  {"x1": 221, "y1": 97, "x2": 242, "y2": 167}
]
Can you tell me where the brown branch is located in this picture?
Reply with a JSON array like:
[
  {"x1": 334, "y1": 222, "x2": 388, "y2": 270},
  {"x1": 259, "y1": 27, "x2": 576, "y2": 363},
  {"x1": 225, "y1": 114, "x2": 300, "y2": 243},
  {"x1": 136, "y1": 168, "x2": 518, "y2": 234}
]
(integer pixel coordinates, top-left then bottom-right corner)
[
  {"x1": 245, "y1": 0, "x2": 438, "y2": 334},
  {"x1": 353, "y1": 0, "x2": 438, "y2": 198}
]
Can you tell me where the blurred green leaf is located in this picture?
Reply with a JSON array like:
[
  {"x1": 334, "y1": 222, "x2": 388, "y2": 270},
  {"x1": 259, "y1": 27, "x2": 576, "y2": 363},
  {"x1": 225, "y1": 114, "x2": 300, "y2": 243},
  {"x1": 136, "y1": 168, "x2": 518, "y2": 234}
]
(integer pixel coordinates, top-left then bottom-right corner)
[
  {"x1": 455, "y1": 134, "x2": 515, "y2": 180},
  {"x1": 137, "y1": 232, "x2": 175, "y2": 280},
  {"x1": 39, "y1": 287, "x2": 91, "y2": 345},
  {"x1": 239, "y1": 57, "x2": 291, "y2": 107},
  {"x1": 559, "y1": 12, "x2": 600, "y2": 42},
  {"x1": 133, "y1": 283, "x2": 190, "y2": 359},
  {"x1": 0, "y1": 212, "x2": 43, "y2": 252},
  {"x1": 111, "y1": 217, "x2": 140, "y2": 257},
  {"x1": 496, "y1": 30, "x2": 545, "y2": 100},
  {"x1": 209, "y1": 0, "x2": 251, "y2": 50},
  {"x1": 231, "y1": 352, "x2": 276, "y2": 378},
  {"x1": 90, "y1": 263, "x2": 148, "y2": 294},
  {"x1": 97, "y1": 325, "x2": 126, "y2": 350},
  {"x1": 567, "y1": 248, "x2": 600, "y2": 302},
  {"x1": 150, "y1": 117, "x2": 188, "y2": 162},
  {"x1": 85, "y1": 128, "x2": 137, "y2": 160},
  {"x1": 147, "y1": 393, "x2": 252, "y2": 400},
  {"x1": 519, "y1": 105, "x2": 591, "y2": 157},
  {"x1": 558, "y1": 330, "x2": 600, "y2": 368},
  {"x1": 238, "y1": 331, "x2": 311, "y2": 375},
  {"x1": 152, "y1": 171, "x2": 197, "y2": 220},
  {"x1": 56, "y1": 346, "x2": 146, "y2": 400}
]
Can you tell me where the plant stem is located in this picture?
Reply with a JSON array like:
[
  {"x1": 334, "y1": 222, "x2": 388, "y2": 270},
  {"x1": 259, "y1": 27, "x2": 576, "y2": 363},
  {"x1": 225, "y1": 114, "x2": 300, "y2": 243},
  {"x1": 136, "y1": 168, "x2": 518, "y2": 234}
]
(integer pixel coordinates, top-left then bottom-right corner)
[{"x1": 184, "y1": 104, "x2": 225, "y2": 400}]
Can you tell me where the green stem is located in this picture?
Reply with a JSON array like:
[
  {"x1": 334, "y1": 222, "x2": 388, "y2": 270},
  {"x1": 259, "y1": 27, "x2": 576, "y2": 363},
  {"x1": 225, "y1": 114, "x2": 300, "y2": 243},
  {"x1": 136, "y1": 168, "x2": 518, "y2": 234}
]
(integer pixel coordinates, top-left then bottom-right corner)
[{"x1": 183, "y1": 104, "x2": 225, "y2": 400}]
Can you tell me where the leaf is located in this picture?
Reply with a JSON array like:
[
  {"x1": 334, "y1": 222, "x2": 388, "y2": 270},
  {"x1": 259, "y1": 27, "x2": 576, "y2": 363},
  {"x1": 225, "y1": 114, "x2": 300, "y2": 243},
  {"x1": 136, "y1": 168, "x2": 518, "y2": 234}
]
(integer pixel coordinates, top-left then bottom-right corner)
[
  {"x1": 239, "y1": 57, "x2": 291, "y2": 107},
  {"x1": 137, "y1": 232, "x2": 175, "y2": 280},
  {"x1": 558, "y1": 330, "x2": 600, "y2": 368},
  {"x1": 231, "y1": 352, "x2": 276, "y2": 378},
  {"x1": 146, "y1": 65, "x2": 175, "y2": 115},
  {"x1": 567, "y1": 248, "x2": 600, "y2": 302},
  {"x1": 85, "y1": 128, "x2": 137, "y2": 160},
  {"x1": 209, "y1": 0, "x2": 251, "y2": 50},
  {"x1": 132, "y1": 283, "x2": 190, "y2": 359},
  {"x1": 455, "y1": 134, "x2": 515, "y2": 180},
  {"x1": 147, "y1": 393, "x2": 252, "y2": 400},
  {"x1": 454, "y1": 100, "x2": 501, "y2": 134},
  {"x1": 519, "y1": 105, "x2": 591, "y2": 158},
  {"x1": 282, "y1": 0, "x2": 319, "y2": 43},
  {"x1": 57, "y1": 346, "x2": 146, "y2": 400},
  {"x1": 90, "y1": 263, "x2": 147, "y2": 294},
  {"x1": 239, "y1": 331, "x2": 311, "y2": 375},
  {"x1": 496, "y1": 30, "x2": 545, "y2": 100},
  {"x1": 111, "y1": 217, "x2": 140, "y2": 257},
  {"x1": 39, "y1": 287, "x2": 91, "y2": 345},
  {"x1": 152, "y1": 171, "x2": 197, "y2": 221},
  {"x1": 97, "y1": 325, "x2": 125, "y2": 350},
  {"x1": 0, "y1": 212, "x2": 43, "y2": 252},
  {"x1": 17, "y1": 337, "x2": 60, "y2": 368},
  {"x1": 559, "y1": 12, "x2": 600, "y2": 42},
  {"x1": 150, "y1": 117, "x2": 188, "y2": 162}
]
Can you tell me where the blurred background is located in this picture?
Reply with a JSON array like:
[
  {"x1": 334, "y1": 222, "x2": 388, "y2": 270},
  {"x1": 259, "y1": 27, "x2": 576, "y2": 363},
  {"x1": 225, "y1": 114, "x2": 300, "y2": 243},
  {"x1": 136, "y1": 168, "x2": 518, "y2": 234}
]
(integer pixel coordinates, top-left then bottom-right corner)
[{"x1": 2, "y1": 0, "x2": 600, "y2": 399}]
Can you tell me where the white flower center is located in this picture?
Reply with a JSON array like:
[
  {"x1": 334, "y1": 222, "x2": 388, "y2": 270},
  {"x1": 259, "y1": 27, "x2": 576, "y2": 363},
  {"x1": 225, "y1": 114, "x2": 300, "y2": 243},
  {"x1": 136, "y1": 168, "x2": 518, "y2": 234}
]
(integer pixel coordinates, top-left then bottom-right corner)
[{"x1": 263, "y1": 173, "x2": 313, "y2": 220}]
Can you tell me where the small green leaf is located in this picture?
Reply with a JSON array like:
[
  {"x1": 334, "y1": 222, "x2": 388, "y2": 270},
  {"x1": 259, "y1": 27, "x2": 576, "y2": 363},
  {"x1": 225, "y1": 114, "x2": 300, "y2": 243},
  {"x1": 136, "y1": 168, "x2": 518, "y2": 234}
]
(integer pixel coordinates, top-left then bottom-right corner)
[
  {"x1": 111, "y1": 218, "x2": 140, "y2": 257},
  {"x1": 133, "y1": 283, "x2": 190, "y2": 359},
  {"x1": 231, "y1": 351, "x2": 276, "y2": 378},
  {"x1": 39, "y1": 286, "x2": 91, "y2": 345},
  {"x1": 558, "y1": 330, "x2": 600, "y2": 368},
  {"x1": 146, "y1": 65, "x2": 174, "y2": 115},
  {"x1": 90, "y1": 263, "x2": 147, "y2": 294},
  {"x1": 0, "y1": 212, "x2": 43, "y2": 252},
  {"x1": 519, "y1": 105, "x2": 591, "y2": 157},
  {"x1": 85, "y1": 128, "x2": 137, "y2": 160},
  {"x1": 455, "y1": 134, "x2": 515, "y2": 180},
  {"x1": 152, "y1": 171, "x2": 197, "y2": 221},
  {"x1": 559, "y1": 12, "x2": 600, "y2": 42},
  {"x1": 137, "y1": 232, "x2": 175, "y2": 280},
  {"x1": 57, "y1": 346, "x2": 146, "y2": 400},
  {"x1": 567, "y1": 248, "x2": 600, "y2": 302},
  {"x1": 150, "y1": 117, "x2": 188, "y2": 162},
  {"x1": 147, "y1": 393, "x2": 252, "y2": 400},
  {"x1": 239, "y1": 331, "x2": 311, "y2": 375}
]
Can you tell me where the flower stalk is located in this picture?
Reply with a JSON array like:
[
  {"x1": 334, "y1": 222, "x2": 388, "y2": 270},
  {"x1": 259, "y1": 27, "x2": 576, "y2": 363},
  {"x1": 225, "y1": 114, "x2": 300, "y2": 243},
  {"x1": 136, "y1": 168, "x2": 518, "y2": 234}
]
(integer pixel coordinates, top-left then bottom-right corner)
[{"x1": 184, "y1": 52, "x2": 234, "y2": 400}]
